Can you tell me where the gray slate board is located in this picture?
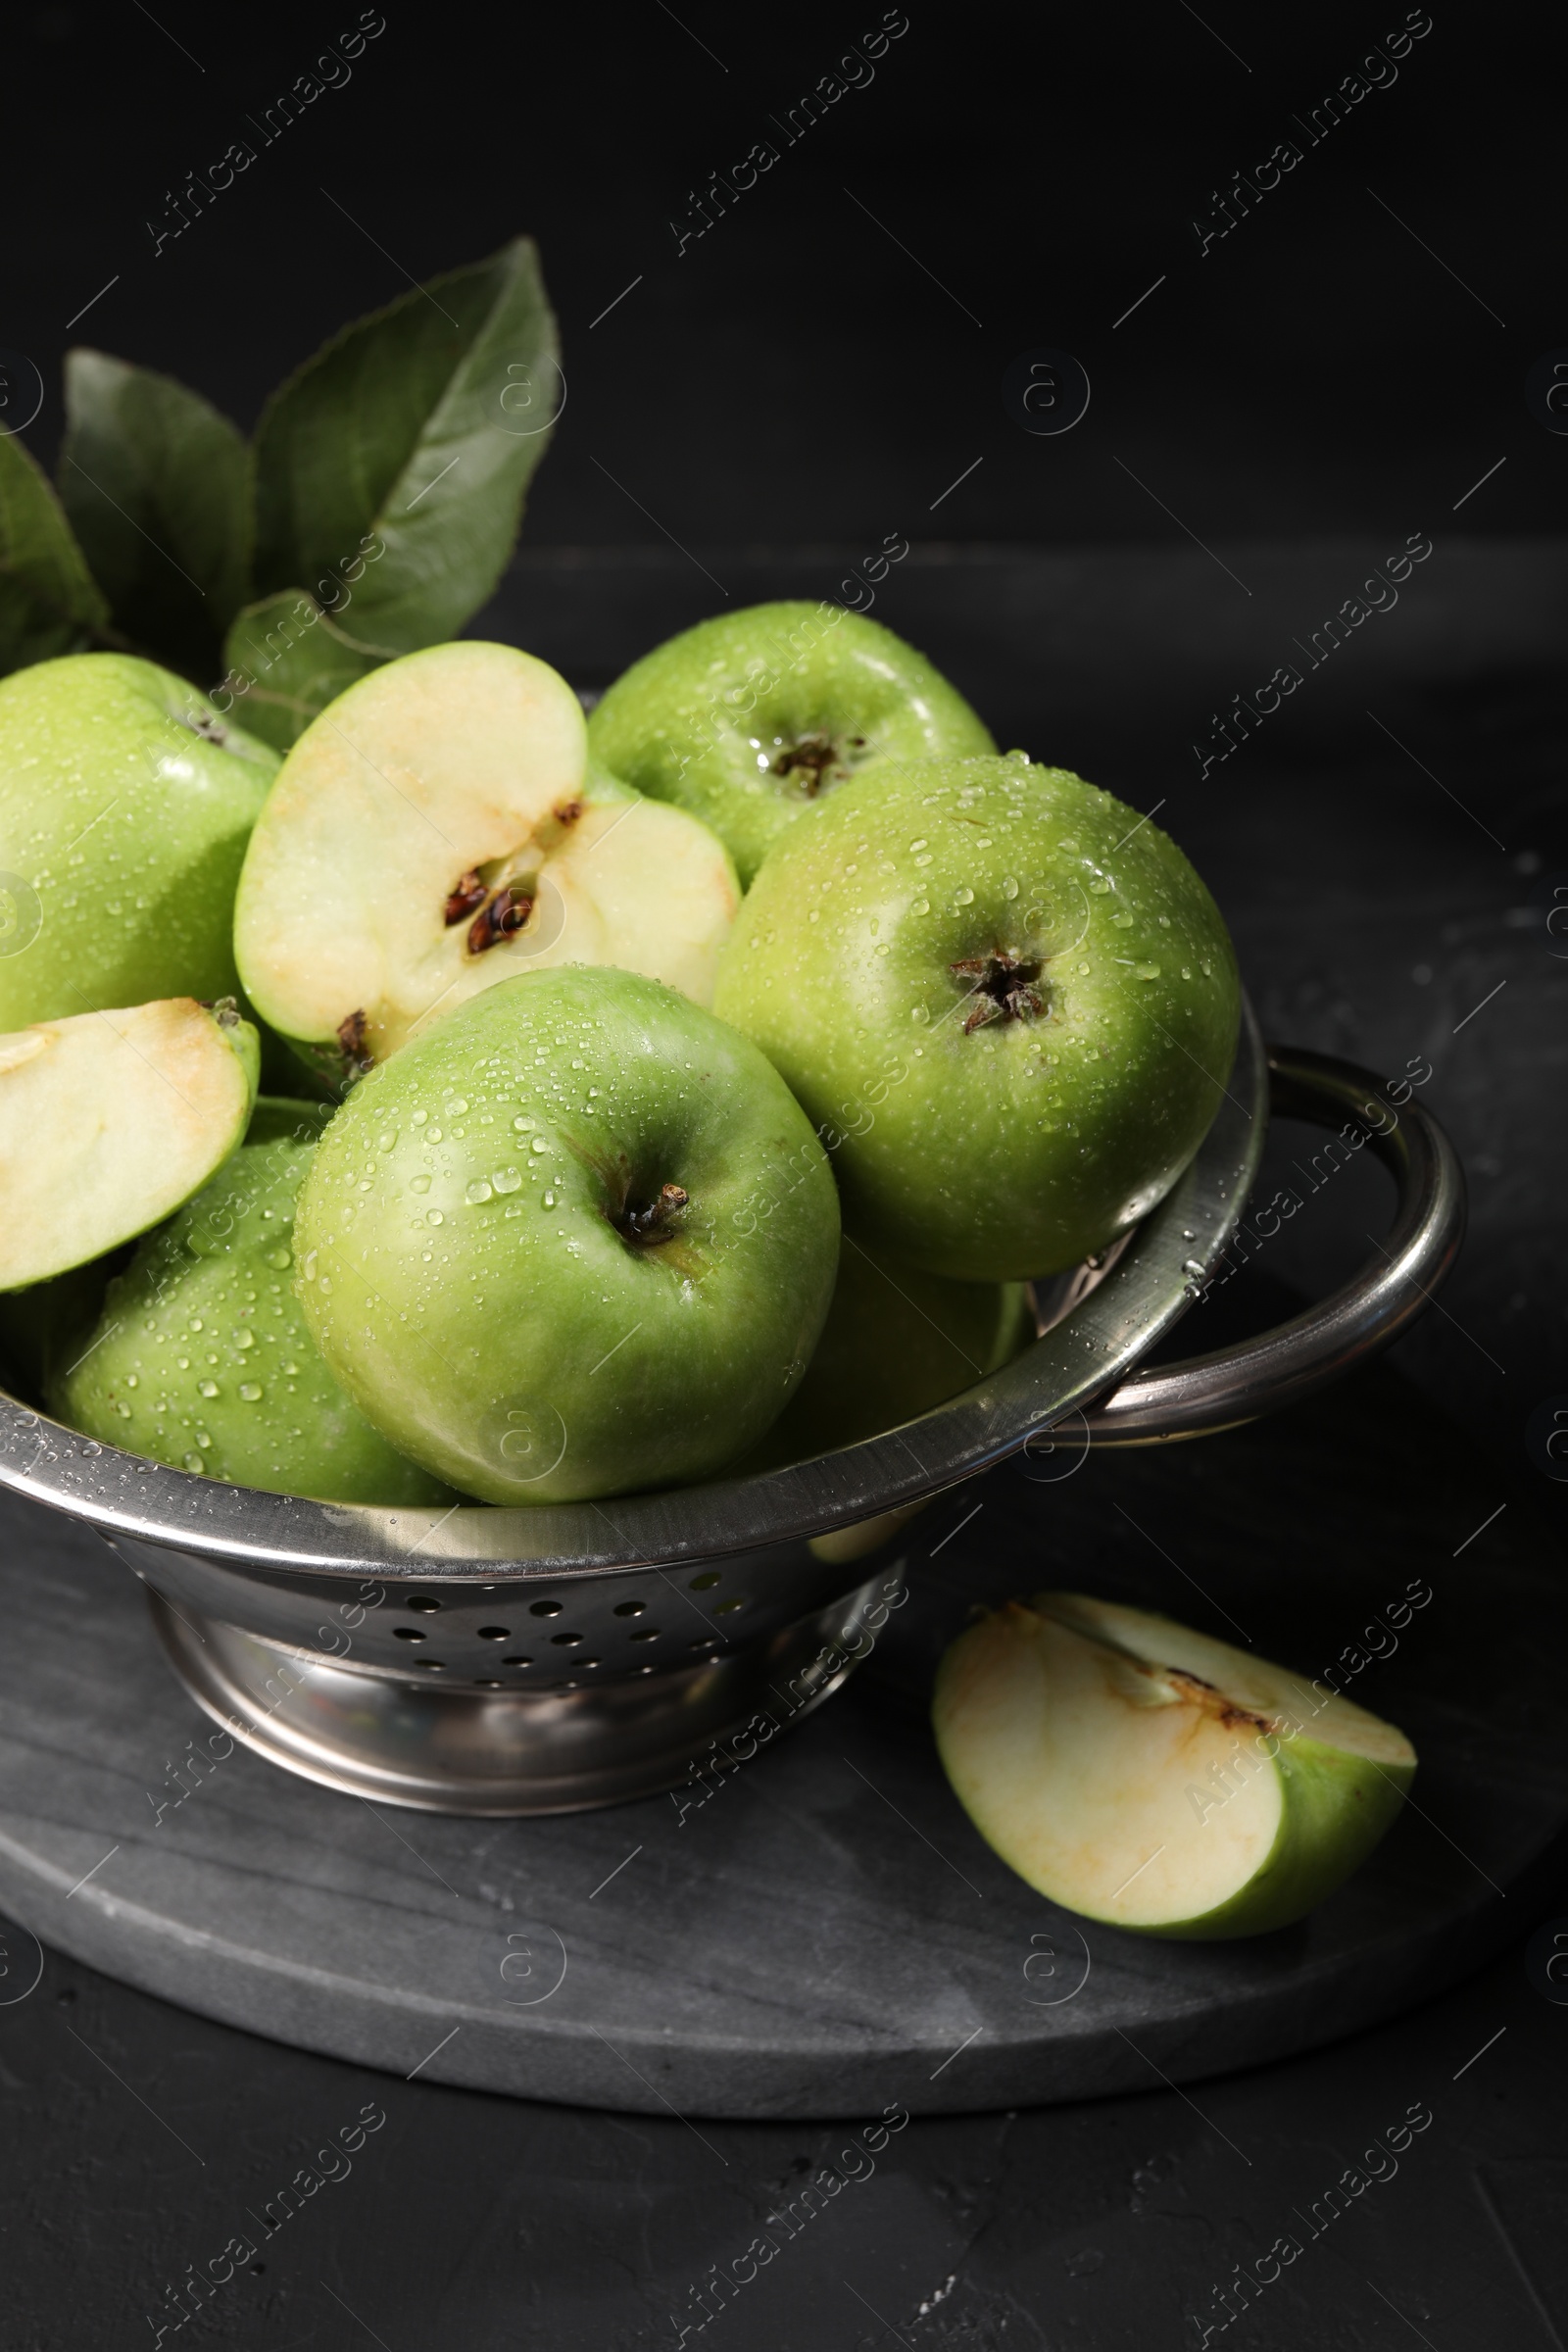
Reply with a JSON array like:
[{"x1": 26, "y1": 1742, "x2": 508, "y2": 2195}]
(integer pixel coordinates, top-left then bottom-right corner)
[{"x1": 0, "y1": 1368, "x2": 1559, "y2": 2120}]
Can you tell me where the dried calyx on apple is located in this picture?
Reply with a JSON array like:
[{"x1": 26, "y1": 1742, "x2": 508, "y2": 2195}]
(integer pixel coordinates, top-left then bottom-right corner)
[{"x1": 233, "y1": 641, "x2": 741, "y2": 1087}]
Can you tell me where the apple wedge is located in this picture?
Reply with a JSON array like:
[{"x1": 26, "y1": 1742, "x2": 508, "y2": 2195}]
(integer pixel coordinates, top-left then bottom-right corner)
[
  {"x1": 233, "y1": 642, "x2": 740, "y2": 1081},
  {"x1": 0, "y1": 997, "x2": 259, "y2": 1289},
  {"x1": 933, "y1": 1592, "x2": 1416, "y2": 1937}
]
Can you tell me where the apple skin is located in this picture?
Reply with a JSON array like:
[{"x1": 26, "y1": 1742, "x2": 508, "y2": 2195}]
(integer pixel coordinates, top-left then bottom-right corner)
[
  {"x1": 293, "y1": 965, "x2": 841, "y2": 1503},
  {"x1": 0, "y1": 654, "x2": 278, "y2": 1026},
  {"x1": 51, "y1": 1099, "x2": 455, "y2": 1504},
  {"x1": 712, "y1": 757, "x2": 1242, "y2": 1281},
  {"x1": 933, "y1": 1596, "x2": 1416, "y2": 1939},
  {"x1": 739, "y1": 1243, "x2": 1033, "y2": 1469},
  {"x1": 588, "y1": 602, "x2": 995, "y2": 886}
]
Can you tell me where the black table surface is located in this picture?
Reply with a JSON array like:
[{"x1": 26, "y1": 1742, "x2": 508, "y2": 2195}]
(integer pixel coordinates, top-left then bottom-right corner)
[{"x1": 3, "y1": 543, "x2": 1565, "y2": 2350}]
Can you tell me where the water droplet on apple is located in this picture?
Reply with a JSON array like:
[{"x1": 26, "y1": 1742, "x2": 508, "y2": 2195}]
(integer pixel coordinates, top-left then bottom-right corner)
[
  {"x1": 954, "y1": 887, "x2": 975, "y2": 906},
  {"x1": 412, "y1": 1109, "x2": 428, "y2": 1126},
  {"x1": 543, "y1": 1192, "x2": 556, "y2": 1207},
  {"x1": 1002, "y1": 876, "x2": 1019, "y2": 900},
  {"x1": 238, "y1": 1383, "x2": 263, "y2": 1402},
  {"x1": 910, "y1": 1005, "x2": 929, "y2": 1024},
  {"x1": 466, "y1": 1180, "x2": 494, "y2": 1204},
  {"x1": 1134, "y1": 963, "x2": 1160, "y2": 980},
  {"x1": 183, "y1": 1450, "x2": 204, "y2": 1473},
  {"x1": 198, "y1": 1380, "x2": 220, "y2": 1398},
  {"x1": 493, "y1": 1167, "x2": 522, "y2": 1194},
  {"x1": 378, "y1": 1131, "x2": 398, "y2": 1152},
  {"x1": 427, "y1": 1210, "x2": 444, "y2": 1226},
  {"x1": 266, "y1": 1247, "x2": 292, "y2": 1269},
  {"x1": 530, "y1": 1136, "x2": 548, "y2": 1154}
]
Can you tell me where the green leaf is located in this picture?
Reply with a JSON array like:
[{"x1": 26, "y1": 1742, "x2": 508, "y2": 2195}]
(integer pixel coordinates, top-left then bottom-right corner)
[
  {"x1": 220, "y1": 590, "x2": 395, "y2": 753},
  {"x1": 252, "y1": 236, "x2": 559, "y2": 654},
  {"x1": 0, "y1": 429, "x2": 109, "y2": 676},
  {"x1": 60, "y1": 349, "x2": 250, "y2": 681}
]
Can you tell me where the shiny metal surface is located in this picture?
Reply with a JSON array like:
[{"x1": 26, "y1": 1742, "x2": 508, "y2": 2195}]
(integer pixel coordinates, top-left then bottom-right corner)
[
  {"x1": 1079, "y1": 1044, "x2": 1468, "y2": 1445},
  {"x1": 0, "y1": 1006, "x2": 1468, "y2": 1812},
  {"x1": 146, "y1": 1567, "x2": 901, "y2": 1814}
]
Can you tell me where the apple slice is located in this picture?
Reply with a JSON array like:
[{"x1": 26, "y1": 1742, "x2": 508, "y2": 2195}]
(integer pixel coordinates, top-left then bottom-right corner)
[
  {"x1": 0, "y1": 997, "x2": 259, "y2": 1289},
  {"x1": 933, "y1": 1592, "x2": 1416, "y2": 1937},
  {"x1": 233, "y1": 642, "x2": 740, "y2": 1081}
]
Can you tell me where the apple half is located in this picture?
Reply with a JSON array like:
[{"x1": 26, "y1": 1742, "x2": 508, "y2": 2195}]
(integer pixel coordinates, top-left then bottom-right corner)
[
  {"x1": 0, "y1": 997, "x2": 259, "y2": 1289},
  {"x1": 933, "y1": 1592, "x2": 1416, "y2": 1937},
  {"x1": 233, "y1": 641, "x2": 740, "y2": 1081}
]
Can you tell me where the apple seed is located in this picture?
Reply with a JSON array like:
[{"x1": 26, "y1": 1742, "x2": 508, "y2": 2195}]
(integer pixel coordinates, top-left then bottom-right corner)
[
  {"x1": 444, "y1": 869, "x2": 487, "y2": 926},
  {"x1": 466, "y1": 886, "x2": 534, "y2": 956}
]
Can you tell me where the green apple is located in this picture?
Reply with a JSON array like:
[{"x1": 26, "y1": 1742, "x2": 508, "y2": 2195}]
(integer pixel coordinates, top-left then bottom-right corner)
[
  {"x1": 0, "y1": 997, "x2": 259, "y2": 1290},
  {"x1": 934, "y1": 1592, "x2": 1416, "y2": 1938},
  {"x1": 0, "y1": 654, "x2": 278, "y2": 1027},
  {"x1": 293, "y1": 965, "x2": 840, "y2": 1503},
  {"x1": 233, "y1": 641, "x2": 740, "y2": 1086},
  {"x1": 588, "y1": 602, "x2": 995, "y2": 886},
  {"x1": 741, "y1": 1241, "x2": 1033, "y2": 1469},
  {"x1": 52, "y1": 1097, "x2": 453, "y2": 1502},
  {"x1": 712, "y1": 756, "x2": 1241, "y2": 1280}
]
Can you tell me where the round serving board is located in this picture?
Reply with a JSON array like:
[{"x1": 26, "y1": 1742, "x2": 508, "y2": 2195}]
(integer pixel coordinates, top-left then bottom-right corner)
[{"x1": 0, "y1": 1364, "x2": 1561, "y2": 2121}]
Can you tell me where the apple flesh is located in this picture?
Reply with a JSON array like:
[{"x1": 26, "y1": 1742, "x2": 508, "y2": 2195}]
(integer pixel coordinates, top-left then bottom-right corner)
[
  {"x1": 713, "y1": 756, "x2": 1242, "y2": 1280},
  {"x1": 933, "y1": 1592, "x2": 1417, "y2": 1937},
  {"x1": 588, "y1": 602, "x2": 995, "y2": 886},
  {"x1": 233, "y1": 641, "x2": 740, "y2": 1084},
  {"x1": 52, "y1": 1098, "x2": 453, "y2": 1502},
  {"x1": 740, "y1": 1242, "x2": 1033, "y2": 1469},
  {"x1": 293, "y1": 965, "x2": 841, "y2": 1503},
  {"x1": 0, "y1": 654, "x2": 278, "y2": 1028},
  {"x1": 0, "y1": 997, "x2": 259, "y2": 1289}
]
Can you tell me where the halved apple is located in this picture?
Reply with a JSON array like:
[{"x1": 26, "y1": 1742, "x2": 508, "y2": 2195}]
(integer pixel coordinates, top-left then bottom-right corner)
[
  {"x1": 0, "y1": 997, "x2": 259, "y2": 1289},
  {"x1": 233, "y1": 641, "x2": 741, "y2": 1081},
  {"x1": 933, "y1": 1592, "x2": 1416, "y2": 1937}
]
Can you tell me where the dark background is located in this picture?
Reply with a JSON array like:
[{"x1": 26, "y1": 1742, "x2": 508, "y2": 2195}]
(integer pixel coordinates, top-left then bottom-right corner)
[
  {"x1": 4, "y1": 1, "x2": 1567, "y2": 2345},
  {"x1": 8, "y1": 0, "x2": 1562, "y2": 545}
]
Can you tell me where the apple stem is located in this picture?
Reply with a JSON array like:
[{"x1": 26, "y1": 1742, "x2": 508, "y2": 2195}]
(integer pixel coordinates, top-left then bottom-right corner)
[{"x1": 615, "y1": 1183, "x2": 690, "y2": 1246}]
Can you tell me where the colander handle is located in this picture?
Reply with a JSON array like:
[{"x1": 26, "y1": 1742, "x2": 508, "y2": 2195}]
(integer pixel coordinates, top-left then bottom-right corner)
[{"x1": 1076, "y1": 1044, "x2": 1466, "y2": 1447}]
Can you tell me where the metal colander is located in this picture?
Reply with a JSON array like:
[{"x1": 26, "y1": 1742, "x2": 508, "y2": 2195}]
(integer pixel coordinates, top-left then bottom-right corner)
[{"x1": 0, "y1": 1008, "x2": 1464, "y2": 1812}]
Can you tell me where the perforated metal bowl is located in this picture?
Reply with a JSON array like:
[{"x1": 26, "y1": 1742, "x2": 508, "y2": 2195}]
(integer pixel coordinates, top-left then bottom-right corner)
[{"x1": 0, "y1": 1006, "x2": 1464, "y2": 1812}]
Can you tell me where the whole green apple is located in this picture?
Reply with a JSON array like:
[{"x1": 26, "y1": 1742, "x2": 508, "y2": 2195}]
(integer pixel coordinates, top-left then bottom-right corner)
[
  {"x1": 233, "y1": 641, "x2": 739, "y2": 1086},
  {"x1": 293, "y1": 965, "x2": 841, "y2": 1502},
  {"x1": 934, "y1": 1592, "x2": 1416, "y2": 1936},
  {"x1": 741, "y1": 1241, "x2": 1033, "y2": 1469},
  {"x1": 588, "y1": 602, "x2": 995, "y2": 886},
  {"x1": 0, "y1": 996, "x2": 259, "y2": 1289},
  {"x1": 0, "y1": 654, "x2": 278, "y2": 1026},
  {"x1": 52, "y1": 1098, "x2": 453, "y2": 1502},
  {"x1": 712, "y1": 756, "x2": 1241, "y2": 1280}
]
